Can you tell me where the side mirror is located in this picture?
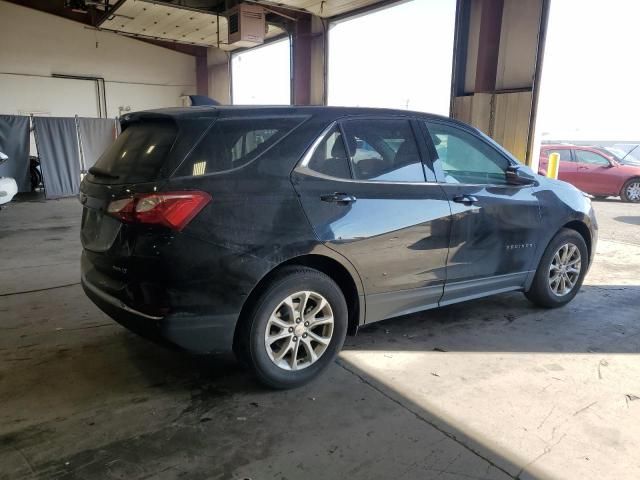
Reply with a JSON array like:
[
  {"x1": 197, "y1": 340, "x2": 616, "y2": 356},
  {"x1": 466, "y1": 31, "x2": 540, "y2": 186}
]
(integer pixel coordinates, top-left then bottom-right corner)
[
  {"x1": 0, "y1": 151, "x2": 8, "y2": 166},
  {"x1": 506, "y1": 165, "x2": 537, "y2": 186}
]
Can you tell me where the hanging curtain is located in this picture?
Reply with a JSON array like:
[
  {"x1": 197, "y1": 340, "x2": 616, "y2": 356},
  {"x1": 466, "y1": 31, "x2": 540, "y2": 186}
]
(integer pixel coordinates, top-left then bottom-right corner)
[
  {"x1": 0, "y1": 115, "x2": 30, "y2": 192},
  {"x1": 33, "y1": 117, "x2": 81, "y2": 199},
  {"x1": 77, "y1": 117, "x2": 117, "y2": 171}
]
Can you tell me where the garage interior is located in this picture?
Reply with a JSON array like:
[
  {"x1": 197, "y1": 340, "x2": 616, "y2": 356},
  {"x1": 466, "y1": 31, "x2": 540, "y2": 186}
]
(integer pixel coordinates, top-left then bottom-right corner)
[{"x1": 1, "y1": 0, "x2": 639, "y2": 479}]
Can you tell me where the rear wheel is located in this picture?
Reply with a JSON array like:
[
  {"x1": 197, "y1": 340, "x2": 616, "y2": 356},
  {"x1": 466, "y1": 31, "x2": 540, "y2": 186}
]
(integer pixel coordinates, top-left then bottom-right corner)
[
  {"x1": 525, "y1": 228, "x2": 588, "y2": 308},
  {"x1": 238, "y1": 267, "x2": 348, "y2": 389},
  {"x1": 621, "y1": 178, "x2": 640, "y2": 203}
]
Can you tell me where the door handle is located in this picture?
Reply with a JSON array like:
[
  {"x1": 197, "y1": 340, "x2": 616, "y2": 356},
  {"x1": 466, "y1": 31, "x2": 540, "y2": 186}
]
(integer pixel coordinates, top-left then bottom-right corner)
[
  {"x1": 453, "y1": 194, "x2": 479, "y2": 205},
  {"x1": 320, "y1": 192, "x2": 357, "y2": 205},
  {"x1": 578, "y1": 166, "x2": 589, "y2": 170}
]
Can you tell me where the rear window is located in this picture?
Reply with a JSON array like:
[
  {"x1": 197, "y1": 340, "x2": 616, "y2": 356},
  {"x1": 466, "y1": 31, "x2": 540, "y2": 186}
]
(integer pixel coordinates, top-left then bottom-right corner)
[
  {"x1": 174, "y1": 117, "x2": 301, "y2": 177},
  {"x1": 543, "y1": 148, "x2": 572, "y2": 162},
  {"x1": 90, "y1": 120, "x2": 177, "y2": 183}
]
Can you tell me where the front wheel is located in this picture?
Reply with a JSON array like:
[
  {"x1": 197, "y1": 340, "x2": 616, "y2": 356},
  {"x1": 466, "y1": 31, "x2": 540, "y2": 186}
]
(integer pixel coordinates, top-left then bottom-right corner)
[
  {"x1": 621, "y1": 178, "x2": 640, "y2": 203},
  {"x1": 237, "y1": 266, "x2": 348, "y2": 389},
  {"x1": 525, "y1": 228, "x2": 589, "y2": 308}
]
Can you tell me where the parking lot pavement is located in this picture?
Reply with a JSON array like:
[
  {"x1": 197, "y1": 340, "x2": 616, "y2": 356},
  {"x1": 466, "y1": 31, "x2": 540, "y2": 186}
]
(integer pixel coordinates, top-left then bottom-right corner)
[
  {"x1": 1, "y1": 197, "x2": 639, "y2": 479},
  {"x1": 591, "y1": 197, "x2": 640, "y2": 245}
]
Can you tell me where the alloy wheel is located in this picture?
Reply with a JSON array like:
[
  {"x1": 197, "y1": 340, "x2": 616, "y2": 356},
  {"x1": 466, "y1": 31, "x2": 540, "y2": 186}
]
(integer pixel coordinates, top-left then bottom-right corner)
[
  {"x1": 548, "y1": 243, "x2": 581, "y2": 296},
  {"x1": 625, "y1": 181, "x2": 640, "y2": 202},
  {"x1": 264, "y1": 291, "x2": 334, "y2": 371}
]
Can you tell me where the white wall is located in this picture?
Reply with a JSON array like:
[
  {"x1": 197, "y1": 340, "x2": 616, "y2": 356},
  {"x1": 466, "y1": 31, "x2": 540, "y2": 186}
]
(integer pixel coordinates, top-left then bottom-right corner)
[
  {"x1": 0, "y1": 0, "x2": 196, "y2": 118},
  {"x1": 0, "y1": 75, "x2": 100, "y2": 117}
]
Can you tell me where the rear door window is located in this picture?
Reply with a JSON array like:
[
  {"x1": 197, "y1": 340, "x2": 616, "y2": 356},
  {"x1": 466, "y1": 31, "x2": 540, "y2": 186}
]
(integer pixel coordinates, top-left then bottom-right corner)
[
  {"x1": 90, "y1": 120, "x2": 177, "y2": 184},
  {"x1": 307, "y1": 126, "x2": 352, "y2": 179},
  {"x1": 341, "y1": 119, "x2": 425, "y2": 182},
  {"x1": 175, "y1": 117, "x2": 303, "y2": 177},
  {"x1": 544, "y1": 149, "x2": 573, "y2": 162}
]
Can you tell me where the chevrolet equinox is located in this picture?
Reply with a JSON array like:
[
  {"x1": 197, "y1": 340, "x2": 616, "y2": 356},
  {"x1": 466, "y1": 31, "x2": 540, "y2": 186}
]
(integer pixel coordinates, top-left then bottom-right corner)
[{"x1": 80, "y1": 106, "x2": 598, "y2": 388}]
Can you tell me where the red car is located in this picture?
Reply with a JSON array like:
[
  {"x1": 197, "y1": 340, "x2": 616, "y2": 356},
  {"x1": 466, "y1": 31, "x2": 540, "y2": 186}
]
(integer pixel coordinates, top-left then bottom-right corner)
[{"x1": 539, "y1": 145, "x2": 640, "y2": 202}]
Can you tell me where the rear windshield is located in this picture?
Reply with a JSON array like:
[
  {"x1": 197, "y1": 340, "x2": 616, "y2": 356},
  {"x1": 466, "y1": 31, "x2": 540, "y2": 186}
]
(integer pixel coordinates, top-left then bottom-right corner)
[
  {"x1": 90, "y1": 120, "x2": 177, "y2": 183},
  {"x1": 174, "y1": 117, "x2": 302, "y2": 177}
]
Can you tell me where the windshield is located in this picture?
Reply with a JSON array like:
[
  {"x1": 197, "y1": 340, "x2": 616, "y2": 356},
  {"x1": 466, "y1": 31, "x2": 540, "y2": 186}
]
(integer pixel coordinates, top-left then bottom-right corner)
[
  {"x1": 605, "y1": 146, "x2": 640, "y2": 165},
  {"x1": 603, "y1": 147, "x2": 626, "y2": 160}
]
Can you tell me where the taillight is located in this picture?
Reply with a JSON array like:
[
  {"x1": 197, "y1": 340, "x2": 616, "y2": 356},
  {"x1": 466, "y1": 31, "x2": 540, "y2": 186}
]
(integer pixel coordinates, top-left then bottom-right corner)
[{"x1": 107, "y1": 191, "x2": 211, "y2": 231}]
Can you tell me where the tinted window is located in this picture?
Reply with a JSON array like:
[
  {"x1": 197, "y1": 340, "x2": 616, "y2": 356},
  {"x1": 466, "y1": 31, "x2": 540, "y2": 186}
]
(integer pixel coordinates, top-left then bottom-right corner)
[
  {"x1": 575, "y1": 150, "x2": 610, "y2": 166},
  {"x1": 176, "y1": 117, "x2": 301, "y2": 177},
  {"x1": 426, "y1": 122, "x2": 510, "y2": 185},
  {"x1": 307, "y1": 126, "x2": 351, "y2": 179},
  {"x1": 353, "y1": 139, "x2": 383, "y2": 162},
  {"x1": 341, "y1": 119, "x2": 425, "y2": 182},
  {"x1": 91, "y1": 120, "x2": 177, "y2": 183},
  {"x1": 544, "y1": 149, "x2": 573, "y2": 162}
]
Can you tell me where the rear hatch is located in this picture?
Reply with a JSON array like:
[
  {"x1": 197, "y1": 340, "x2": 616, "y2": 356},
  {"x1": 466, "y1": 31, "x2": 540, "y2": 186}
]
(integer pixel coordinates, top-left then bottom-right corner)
[
  {"x1": 82, "y1": 116, "x2": 178, "y2": 252},
  {"x1": 80, "y1": 112, "x2": 214, "y2": 313}
]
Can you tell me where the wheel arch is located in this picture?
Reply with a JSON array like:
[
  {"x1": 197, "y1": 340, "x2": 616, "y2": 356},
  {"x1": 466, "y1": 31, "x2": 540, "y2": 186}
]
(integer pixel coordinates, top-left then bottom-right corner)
[
  {"x1": 526, "y1": 218, "x2": 593, "y2": 292},
  {"x1": 233, "y1": 253, "x2": 364, "y2": 354},
  {"x1": 562, "y1": 220, "x2": 592, "y2": 260}
]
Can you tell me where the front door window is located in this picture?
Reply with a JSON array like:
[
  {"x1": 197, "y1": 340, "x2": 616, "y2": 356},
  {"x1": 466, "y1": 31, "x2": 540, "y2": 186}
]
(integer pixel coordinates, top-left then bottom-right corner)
[
  {"x1": 425, "y1": 122, "x2": 510, "y2": 185},
  {"x1": 575, "y1": 150, "x2": 610, "y2": 166}
]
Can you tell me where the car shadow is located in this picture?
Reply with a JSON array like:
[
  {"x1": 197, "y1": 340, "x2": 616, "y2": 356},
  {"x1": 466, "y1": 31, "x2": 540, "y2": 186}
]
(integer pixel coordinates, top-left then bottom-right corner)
[
  {"x1": 591, "y1": 196, "x2": 620, "y2": 202},
  {"x1": 614, "y1": 215, "x2": 640, "y2": 225}
]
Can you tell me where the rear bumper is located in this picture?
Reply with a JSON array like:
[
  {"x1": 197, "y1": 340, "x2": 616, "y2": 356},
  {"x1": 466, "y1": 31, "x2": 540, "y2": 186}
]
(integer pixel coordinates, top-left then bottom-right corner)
[{"x1": 82, "y1": 274, "x2": 237, "y2": 354}]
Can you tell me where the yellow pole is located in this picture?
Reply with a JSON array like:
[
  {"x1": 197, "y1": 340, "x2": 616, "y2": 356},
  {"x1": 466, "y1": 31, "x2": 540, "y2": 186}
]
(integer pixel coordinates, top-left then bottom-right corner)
[{"x1": 547, "y1": 152, "x2": 560, "y2": 179}]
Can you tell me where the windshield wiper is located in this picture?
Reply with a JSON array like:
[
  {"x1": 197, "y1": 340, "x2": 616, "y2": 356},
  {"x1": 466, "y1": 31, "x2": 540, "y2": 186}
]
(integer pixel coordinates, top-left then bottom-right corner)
[
  {"x1": 88, "y1": 166, "x2": 119, "y2": 179},
  {"x1": 620, "y1": 144, "x2": 639, "y2": 163}
]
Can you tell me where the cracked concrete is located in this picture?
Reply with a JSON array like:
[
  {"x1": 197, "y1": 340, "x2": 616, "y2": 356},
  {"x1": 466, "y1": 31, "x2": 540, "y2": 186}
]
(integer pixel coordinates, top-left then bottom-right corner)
[{"x1": 1, "y1": 196, "x2": 639, "y2": 479}]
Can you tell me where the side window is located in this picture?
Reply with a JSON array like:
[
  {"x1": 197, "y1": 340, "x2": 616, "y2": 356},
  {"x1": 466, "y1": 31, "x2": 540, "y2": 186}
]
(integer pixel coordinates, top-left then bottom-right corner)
[
  {"x1": 575, "y1": 150, "x2": 610, "y2": 166},
  {"x1": 341, "y1": 119, "x2": 425, "y2": 182},
  {"x1": 307, "y1": 126, "x2": 351, "y2": 179},
  {"x1": 353, "y1": 139, "x2": 383, "y2": 162},
  {"x1": 545, "y1": 149, "x2": 573, "y2": 162},
  {"x1": 175, "y1": 117, "x2": 301, "y2": 177},
  {"x1": 425, "y1": 122, "x2": 510, "y2": 185},
  {"x1": 230, "y1": 129, "x2": 279, "y2": 162}
]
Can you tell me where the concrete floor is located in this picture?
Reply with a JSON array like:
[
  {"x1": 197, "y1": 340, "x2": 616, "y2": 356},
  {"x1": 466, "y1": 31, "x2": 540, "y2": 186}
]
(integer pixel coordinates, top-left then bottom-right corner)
[{"x1": 1, "y1": 195, "x2": 639, "y2": 480}]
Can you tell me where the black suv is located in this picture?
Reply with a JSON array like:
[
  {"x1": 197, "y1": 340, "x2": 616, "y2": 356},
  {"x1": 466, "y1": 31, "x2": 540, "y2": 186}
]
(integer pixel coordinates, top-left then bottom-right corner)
[{"x1": 80, "y1": 106, "x2": 597, "y2": 388}]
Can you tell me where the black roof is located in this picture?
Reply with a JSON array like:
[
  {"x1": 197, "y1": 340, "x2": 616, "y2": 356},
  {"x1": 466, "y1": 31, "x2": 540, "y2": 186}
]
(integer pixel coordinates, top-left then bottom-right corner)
[{"x1": 123, "y1": 105, "x2": 453, "y2": 123}]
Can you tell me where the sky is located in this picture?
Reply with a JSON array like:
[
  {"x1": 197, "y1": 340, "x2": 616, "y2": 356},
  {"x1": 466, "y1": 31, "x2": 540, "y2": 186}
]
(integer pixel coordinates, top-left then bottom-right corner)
[
  {"x1": 328, "y1": 0, "x2": 455, "y2": 115},
  {"x1": 536, "y1": 0, "x2": 640, "y2": 141},
  {"x1": 231, "y1": 38, "x2": 291, "y2": 105}
]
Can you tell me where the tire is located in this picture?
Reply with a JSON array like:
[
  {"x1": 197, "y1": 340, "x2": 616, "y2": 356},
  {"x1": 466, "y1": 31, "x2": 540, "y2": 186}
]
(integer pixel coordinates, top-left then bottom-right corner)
[
  {"x1": 620, "y1": 178, "x2": 640, "y2": 203},
  {"x1": 525, "y1": 228, "x2": 589, "y2": 308},
  {"x1": 30, "y1": 169, "x2": 42, "y2": 192},
  {"x1": 237, "y1": 266, "x2": 348, "y2": 389}
]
